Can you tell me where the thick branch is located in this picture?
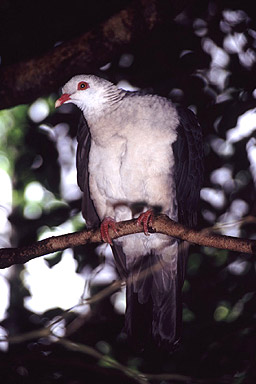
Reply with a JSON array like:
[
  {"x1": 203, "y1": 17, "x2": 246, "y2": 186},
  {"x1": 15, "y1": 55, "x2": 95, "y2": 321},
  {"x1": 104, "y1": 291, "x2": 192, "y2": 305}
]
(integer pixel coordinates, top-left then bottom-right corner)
[
  {"x1": 0, "y1": 215, "x2": 255, "y2": 269},
  {"x1": 0, "y1": 0, "x2": 195, "y2": 110}
]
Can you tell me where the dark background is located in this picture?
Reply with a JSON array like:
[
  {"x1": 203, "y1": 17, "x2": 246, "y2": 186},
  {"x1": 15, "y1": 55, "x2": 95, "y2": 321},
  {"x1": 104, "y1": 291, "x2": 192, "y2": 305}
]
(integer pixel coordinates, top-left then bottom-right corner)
[{"x1": 0, "y1": 0, "x2": 256, "y2": 383}]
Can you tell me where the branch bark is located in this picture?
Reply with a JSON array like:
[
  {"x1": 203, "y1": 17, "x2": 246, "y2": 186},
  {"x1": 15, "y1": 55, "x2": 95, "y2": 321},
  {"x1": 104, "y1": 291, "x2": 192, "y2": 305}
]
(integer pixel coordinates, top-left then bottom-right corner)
[
  {"x1": 0, "y1": 215, "x2": 255, "y2": 269},
  {"x1": 0, "y1": 0, "x2": 197, "y2": 110}
]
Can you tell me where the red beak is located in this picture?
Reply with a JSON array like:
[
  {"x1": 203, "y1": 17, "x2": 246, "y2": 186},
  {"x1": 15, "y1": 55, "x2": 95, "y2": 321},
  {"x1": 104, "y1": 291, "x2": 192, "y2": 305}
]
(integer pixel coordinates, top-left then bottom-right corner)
[{"x1": 55, "y1": 93, "x2": 71, "y2": 108}]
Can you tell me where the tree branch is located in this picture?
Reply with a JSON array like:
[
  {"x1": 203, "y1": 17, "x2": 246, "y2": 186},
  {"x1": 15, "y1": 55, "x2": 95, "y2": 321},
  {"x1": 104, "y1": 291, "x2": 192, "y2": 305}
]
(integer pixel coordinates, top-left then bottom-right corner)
[
  {"x1": 0, "y1": 0, "x2": 197, "y2": 110},
  {"x1": 0, "y1": 215, "x2": 255, "y2": 269}
]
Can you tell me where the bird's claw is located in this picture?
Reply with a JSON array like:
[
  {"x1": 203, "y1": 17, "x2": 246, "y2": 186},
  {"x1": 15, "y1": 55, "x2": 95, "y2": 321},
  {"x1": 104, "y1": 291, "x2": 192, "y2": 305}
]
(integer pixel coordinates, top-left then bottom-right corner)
[
  {"x1": 100, "y1": 217, "x2": 118, "y2": 245},
  {"x1": 136, "y1": 209, "x2": 154, "y2": 236}
]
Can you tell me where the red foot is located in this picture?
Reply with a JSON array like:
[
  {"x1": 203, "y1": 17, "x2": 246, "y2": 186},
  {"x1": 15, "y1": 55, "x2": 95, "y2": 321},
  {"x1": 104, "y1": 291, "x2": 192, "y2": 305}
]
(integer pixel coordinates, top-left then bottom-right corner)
[
  {"x1": 100, "y1": 217, "x2": 118, "y2": 245},
  {"x1": 136, "y1": 209, "x2": 154, "y2": 235}
]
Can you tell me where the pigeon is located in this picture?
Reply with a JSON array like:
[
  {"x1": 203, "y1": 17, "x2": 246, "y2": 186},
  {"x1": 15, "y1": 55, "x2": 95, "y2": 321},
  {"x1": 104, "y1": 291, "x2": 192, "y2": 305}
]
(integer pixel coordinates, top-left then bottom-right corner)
[{"x1": 55, "y1": 74, "x2": 203, "y2": 352}]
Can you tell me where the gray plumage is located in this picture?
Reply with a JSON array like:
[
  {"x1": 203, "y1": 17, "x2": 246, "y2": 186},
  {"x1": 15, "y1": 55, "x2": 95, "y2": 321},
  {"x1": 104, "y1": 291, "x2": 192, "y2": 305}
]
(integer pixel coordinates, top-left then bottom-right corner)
[{"x1": 56, "y1": 75, "x2": 203, "y2": 352}]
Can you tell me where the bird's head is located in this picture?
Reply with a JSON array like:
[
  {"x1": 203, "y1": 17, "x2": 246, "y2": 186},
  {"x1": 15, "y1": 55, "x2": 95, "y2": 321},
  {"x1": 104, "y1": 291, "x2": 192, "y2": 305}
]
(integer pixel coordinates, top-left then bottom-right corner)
[{"x1": 55, "y1": 75, "x2": 123, "y2": 116}]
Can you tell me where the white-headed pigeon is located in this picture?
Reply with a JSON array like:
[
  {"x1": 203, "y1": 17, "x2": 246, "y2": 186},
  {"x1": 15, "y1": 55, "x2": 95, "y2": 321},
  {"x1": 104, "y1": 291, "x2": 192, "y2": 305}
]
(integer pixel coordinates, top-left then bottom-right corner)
[{"x1": 55, "y1": 75, "x2": 203, "y2": 352}]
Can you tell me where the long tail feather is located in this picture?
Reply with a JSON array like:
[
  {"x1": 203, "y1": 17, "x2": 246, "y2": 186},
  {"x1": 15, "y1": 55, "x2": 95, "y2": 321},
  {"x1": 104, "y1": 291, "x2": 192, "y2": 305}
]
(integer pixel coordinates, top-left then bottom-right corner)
[{"x1": 112, "y1": 241, "x2": 189, "y2": 352}]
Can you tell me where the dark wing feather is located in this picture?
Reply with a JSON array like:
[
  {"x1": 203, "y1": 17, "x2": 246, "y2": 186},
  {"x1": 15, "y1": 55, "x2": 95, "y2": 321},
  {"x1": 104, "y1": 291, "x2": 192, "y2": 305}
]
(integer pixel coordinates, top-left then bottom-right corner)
[
  {"x1": 76, "y1": 115, "x2": 100, "y2": 228},
  {"x1": 173, "y1": 107, "x2": 204, "y2": 227}
]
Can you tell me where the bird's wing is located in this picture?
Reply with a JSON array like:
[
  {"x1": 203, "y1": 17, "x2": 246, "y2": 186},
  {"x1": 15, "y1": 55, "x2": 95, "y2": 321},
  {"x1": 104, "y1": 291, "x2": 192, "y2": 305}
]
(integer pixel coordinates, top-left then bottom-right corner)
[
  {"x1": 173, "y1": 107, "x2": 204, "y2": 227},
  {"x1": 76, "y1": 115, "x2": 100, "y2": 228}
]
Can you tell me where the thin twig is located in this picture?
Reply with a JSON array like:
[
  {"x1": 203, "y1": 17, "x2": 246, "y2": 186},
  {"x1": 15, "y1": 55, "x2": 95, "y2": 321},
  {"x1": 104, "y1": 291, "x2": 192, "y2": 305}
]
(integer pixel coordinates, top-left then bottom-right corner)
[
  {"x1": 0, "y1": 282, "x2": 232, "y2": 384},
  {"x1": 56, "y1": 338, "x2": 232, "y2": 384},
  {"x1": 57, "y1": 338, "x2": 148, "y2": 384}
]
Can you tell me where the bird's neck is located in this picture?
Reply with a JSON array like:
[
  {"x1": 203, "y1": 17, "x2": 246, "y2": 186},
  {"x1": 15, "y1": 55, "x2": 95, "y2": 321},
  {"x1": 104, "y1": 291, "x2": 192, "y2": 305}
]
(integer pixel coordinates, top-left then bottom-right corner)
[
  {"x1": 83, "y1": 86, "x2": 125, "y2": 117},
  {"x1": 83, "y1": 88, "x2": 126, "y2": 145}
]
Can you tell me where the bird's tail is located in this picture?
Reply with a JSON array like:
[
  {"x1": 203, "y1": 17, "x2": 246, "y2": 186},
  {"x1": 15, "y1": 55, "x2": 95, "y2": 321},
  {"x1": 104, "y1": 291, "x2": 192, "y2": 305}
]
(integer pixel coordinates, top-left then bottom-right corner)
[{"x1": 123, "y1": 241, "x2": 188, "y2": 353}]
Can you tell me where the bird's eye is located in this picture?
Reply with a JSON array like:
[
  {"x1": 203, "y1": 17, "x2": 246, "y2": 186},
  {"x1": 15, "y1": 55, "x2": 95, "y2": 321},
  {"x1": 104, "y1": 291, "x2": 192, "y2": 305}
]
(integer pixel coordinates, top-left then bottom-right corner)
[{"x1": 77, "y1": 81, "x2": 89, "y2": 90}]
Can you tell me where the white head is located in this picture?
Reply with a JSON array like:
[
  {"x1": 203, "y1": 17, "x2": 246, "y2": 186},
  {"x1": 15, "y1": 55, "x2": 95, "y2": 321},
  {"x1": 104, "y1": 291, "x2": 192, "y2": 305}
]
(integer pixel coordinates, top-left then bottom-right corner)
[{"x1": 55, "y1": 75, "x2": 123, "y2": 116}]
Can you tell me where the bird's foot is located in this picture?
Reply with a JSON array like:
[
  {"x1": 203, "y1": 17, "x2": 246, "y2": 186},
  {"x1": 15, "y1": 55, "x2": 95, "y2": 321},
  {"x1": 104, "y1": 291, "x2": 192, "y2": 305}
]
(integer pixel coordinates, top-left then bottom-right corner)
[
  {"x1": 136, "y1": 209, "x2": 154, "y2": 236},
  {"x1": 100, "y1": 217, "x2": 118, "y2": 245}
]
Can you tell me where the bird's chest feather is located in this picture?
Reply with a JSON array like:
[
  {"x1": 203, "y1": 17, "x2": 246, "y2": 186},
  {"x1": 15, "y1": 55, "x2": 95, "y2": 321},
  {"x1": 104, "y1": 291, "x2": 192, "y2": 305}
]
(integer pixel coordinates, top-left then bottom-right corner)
[
  {"x1": 89, "y1": 135, "x2": 128, "y2": 201},
  {"x1": 88, "y1": 122, "x2": 176, "y2": 221}
]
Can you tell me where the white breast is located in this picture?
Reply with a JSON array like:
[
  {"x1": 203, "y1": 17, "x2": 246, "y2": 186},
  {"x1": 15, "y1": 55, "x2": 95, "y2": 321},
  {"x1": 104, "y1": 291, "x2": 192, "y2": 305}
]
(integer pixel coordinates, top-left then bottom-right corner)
[{"x1": 88, "y1": 118, "x2": 177, "y2": 217}]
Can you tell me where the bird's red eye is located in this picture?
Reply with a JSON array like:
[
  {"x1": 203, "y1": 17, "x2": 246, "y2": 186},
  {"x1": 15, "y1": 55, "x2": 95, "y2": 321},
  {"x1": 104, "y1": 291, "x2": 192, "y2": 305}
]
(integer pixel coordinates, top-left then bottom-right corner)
[{"x1": 77, "y1": 81, "x2": 89, "y2": 90}]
